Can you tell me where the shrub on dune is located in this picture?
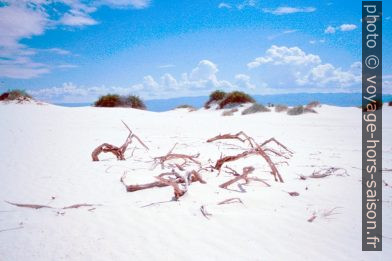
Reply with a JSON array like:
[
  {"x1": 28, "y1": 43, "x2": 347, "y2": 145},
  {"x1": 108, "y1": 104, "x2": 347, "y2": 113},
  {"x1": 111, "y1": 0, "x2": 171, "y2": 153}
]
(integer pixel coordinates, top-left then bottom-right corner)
[
  {"x1": 222, "y1": 108, "x2": 238, "y2": 116},
  {"x1": 287, "y1": 105, "x2": 304, "y2": 115},
  {"x1": 242, "y1": 103, "x2": 270, "y2": 115},
  {"x1": 122, "y1": 95, "x2": 146, "y2": 110},
  {"x1": 204, "y1": 90, "x2": 226, "y2": 108},
  {"x1": 0, "y1": 89, "x2": 32, "y2": 101},
  {"x1": 275, "y1": 104, "x2": 288, "y2": 112},
  {"x1": 94, "y1": 94, "x2": 146, "y2": 109},
  {"x1": 306, "y1": 101, "x2": 321, "y2": 109},
  {"x1": 94, "y1": 94, "x2": 121, "y2": 107},
  {"x1": 176, "y1": 104, "x2": 196, "y2": 111},
  {"x1": 218, "y1": 91, "x2": 255, "y2": 109}
]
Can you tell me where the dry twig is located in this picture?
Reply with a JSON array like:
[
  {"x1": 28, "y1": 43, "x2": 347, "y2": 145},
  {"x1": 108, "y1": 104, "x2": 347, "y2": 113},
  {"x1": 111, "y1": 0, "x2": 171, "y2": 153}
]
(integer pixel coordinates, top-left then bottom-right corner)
[{"x1": 92, "y1": 121, "x2": 149, "y2": 161}]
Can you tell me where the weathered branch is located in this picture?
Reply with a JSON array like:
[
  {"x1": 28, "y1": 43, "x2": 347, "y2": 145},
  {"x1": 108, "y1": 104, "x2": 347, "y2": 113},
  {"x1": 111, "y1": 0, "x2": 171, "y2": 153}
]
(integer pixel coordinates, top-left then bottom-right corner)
[
  {"x1": 208, "y1": 132, "x2": 291, "y2": 182},
  {"x1": 220, "y1": 166, "x2": 255, "y2": 189},
  {"x1": 92, "y1": 121, "x2": 149, "y2": 161}
]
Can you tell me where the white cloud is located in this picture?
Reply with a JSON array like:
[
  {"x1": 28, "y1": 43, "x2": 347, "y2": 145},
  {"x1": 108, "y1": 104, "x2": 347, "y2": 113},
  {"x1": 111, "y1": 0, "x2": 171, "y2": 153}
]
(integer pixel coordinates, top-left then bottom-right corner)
[
  {"x1": 60, "y1": 10, "x2": 98, "y2": 26},
  {"x1": 0, "y1": 57, "x2": 49, "y2": 79},
  {"x1": 325, "y1": 24, "x2": 357, "y2": 34},
  {"x1": 235, "y1": 74, "x2": 258, "y2": 89},
  {"x1": 58, "y1": 64, "x2": 78, "y2": 69},
  {"x1": 296, "y1": 63, "x2": 360, "y2": 86},
  {"x1": 324, "y1": 26, "x2": 336, "y2": 34},
  {"x1": 267, "y1": 29, "x2": 297, "y2": 40},
  {"x1": 309, "y1": 39, "x2": 325, "y2": 44},
  {"x1": 158, "y1": 64, "x2": 175, "y2": 69},
  {"x1": 339, "y1": 24, "x2": 357, "y2": 31},
  {"x1": 0, "y1": 1, "x2": 150, "y2": 79},
  {"x1": 46, "y1": 48, "x2": 71, "y2": 55},
  {"x1": 29, "y1": 60, "x2": 273, "y2": 101},
  {"x1": 262, "y1": 6, "x2": 316, "y2": 15},
  {"x1": 28, "y1": 82, "x2": 141, "y2": 103},
  {"x1": 0, "y1": 5, "x2": 47, "y2": 48},
  {"x1": 248, "y1": 45, "x2": 361, "y2": 89},
  {"x1": 218, "y1": 3, "x2": 232, "y2": 9},
  {"x1": 99, "y1": 0, "x2": 151, "y2": 9},
  {"x1": 247, "y1": 45, "x2": 321, "y2": 68},
  {"x1": 237, "y1": 0, "x2": 257, "y2": 10}
]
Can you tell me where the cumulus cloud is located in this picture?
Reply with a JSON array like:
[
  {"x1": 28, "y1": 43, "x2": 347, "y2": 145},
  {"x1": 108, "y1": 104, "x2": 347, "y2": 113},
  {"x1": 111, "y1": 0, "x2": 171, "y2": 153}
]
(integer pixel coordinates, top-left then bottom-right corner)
[
  {"x1": 325, "y1": 24, "x2": 357, "y2": 34},
  {"x1": 60, "y1": 10, "x2": 98, "y2": 26},
  {"x1": 28, "y1": 82, "x2": 143, "y2": 103},
  {"x1": 29, "y1": 59, "x2": 272, "y2": 102},
  {"x1": 235, "y1": 74, "x2": 258, "y2": 89},
  {"x1": 324, "y1": 26, "x2": 336, "y2": 34},
  {"x1": 339, "y1": 24, "x2": 357, "y2": 31},
  {"x1": 247, "y1": 45, "x2": 321, "y2": 68},
  {"x1": 0, "y1": 0, "x2": 150, "y2": 79},
  {"x1": 218, "y1": 1, "x2": 257, "y2": 10},
  {"x1": 262, "y1": 6, "x2": 316, "y2": 15},
  {"x1": 248, "y1": 45, "x2": 361, "y2": 89},
  {"x1": 218, "y1": 2, "x2": 232, "y2": 9}
]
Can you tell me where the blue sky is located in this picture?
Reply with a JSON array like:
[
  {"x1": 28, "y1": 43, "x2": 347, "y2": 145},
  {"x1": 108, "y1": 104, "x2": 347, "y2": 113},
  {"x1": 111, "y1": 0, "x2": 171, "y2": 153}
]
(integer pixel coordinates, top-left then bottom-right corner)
[{"x1": 0, "y1": 0, "x2": 391, "y2": 102}]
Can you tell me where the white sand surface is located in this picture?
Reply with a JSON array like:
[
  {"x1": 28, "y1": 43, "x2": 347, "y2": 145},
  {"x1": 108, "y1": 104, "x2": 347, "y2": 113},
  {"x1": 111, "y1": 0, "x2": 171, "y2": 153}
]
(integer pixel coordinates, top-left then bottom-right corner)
[{"x1": 0, "y1": 103, "x2": 391, "y2": 260}]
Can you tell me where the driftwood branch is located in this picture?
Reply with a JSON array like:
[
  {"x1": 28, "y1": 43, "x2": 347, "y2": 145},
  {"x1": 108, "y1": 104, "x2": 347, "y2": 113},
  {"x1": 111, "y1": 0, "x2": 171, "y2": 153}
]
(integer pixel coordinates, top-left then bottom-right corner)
[
  {"x1": 92, "y1": 121, "x2": 149, "y2": 161},
  {"x1": 152, "y1": 143, "x2": 201, "y2": 170},
  {"x1": 220, "y1": 166, "x2": 255, "y2": 189},
  {"x1": 5, "y1": 201, "x2": 52, "y2": 209},
  {"x1": 217, "y1": 198, "x2": 244, "y2": 205},
  {"x1": 207, "y1": 132, "x2": 292, "y2": 183},
  {"x1": 200, "y1": 205, "x2": 212, "y2": 219}
]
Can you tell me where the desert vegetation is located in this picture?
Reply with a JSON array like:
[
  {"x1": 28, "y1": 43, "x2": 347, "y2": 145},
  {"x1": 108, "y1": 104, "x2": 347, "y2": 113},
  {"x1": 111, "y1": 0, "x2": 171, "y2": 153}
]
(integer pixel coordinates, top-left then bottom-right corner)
[
  {"x1": 205, "y1": 90, "x2": 255, "y2": 109},
  {"x1": 94, "y1": 94, "x2": 146, "y2": 109},
  {"x1": 275, "y1": 104, "x2": 288, "y2": 112},
  {"x1": 242, "y1": 103, "x2": 270, "y2": 115},
  {"x1": 204, "y1": 90, "x2": 226, "y2": 108},
  {"x1": 176, "y1": 104, "x2": 196, "y2": 111},
  {"x1": 218, "y1": 91, "x2": 255, "y2": 109},
  {"x1": 0, "y1": 89, "x2": 32, "y2": 102}
]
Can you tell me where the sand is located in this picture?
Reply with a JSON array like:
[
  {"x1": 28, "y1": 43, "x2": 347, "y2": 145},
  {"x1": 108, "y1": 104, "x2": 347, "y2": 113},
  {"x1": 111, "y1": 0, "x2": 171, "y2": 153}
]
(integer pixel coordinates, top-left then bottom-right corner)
[{"x1": 0, "y1": 102, "x2": 391, "y2": 260}]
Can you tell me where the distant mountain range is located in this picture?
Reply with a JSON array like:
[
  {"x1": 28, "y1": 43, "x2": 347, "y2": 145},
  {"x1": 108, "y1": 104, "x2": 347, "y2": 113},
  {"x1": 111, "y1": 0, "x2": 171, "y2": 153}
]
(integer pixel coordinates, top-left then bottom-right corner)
[{"x1": 55, "y1": 93, "x2": 392, "y2": 112}]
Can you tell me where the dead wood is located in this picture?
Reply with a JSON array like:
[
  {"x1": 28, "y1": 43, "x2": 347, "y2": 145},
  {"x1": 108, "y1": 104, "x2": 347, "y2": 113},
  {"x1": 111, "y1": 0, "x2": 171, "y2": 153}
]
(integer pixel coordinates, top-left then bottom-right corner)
[
  {"x1": 287, "y1": 191, "x2": 300, "y2": 197},
  {"x1": 0, "y1": 226, "x2": 24, "y2": 233},
  {"x1": 300, "y1": 167, "x2": 348, "y2": 180},
  {"x1": 307, "y1": 212, "x2": 317, "y2": 222},
  {"x1": 200, "y1": 205, "x2": 212, "y2": 219},
  {"x1": 152, "y1": 143, "x2": 201, "y2": 170},
  {"x1": 155, "y1": 176, "x2": 186, "y2": 200},
  {"x1": 207, "y1": 132, "x2": 291, "y2": 182},
  {"x1": 63, "y1": 203, "x2": 98, "y2": 209},
  {"x1": 5, "y1": 201, "x2": 52, "y2": 209},
  {"x1": 120, "y1": 174, "x2": 168, "y2": 192},
  {"x1": 219, "y1": 166, "x2": 255, "y2": 189},
  {"x1": 217, "y1": 198, "x2": 243, "y2": 205},
  {"x1": 92, "y1": 121, "x2": 149, "y2": 161}
]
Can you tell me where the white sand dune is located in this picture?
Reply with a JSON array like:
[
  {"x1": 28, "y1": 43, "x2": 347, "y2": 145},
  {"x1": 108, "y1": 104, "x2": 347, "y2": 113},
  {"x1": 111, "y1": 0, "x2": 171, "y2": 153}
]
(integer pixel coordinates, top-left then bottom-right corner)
[{"x1": 0, "y1": 103, "x2": 391, "y2": 260}]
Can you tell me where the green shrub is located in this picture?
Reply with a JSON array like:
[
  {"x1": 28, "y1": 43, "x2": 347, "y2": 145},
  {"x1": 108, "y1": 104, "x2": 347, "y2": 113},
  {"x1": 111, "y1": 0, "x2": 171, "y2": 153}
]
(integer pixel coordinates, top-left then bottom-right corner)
[
  {"x1": 242, "y1": 103, "x2": 270, "y2": 115},
  {"x1": 204, "y1": 90, "x2": 226, "y2": 108},
  {"x1": 123, "y1": 95, "x2": 146, "y2": 109},
  {"x1": 275, "y1": 104, "x2": 288, "y2": 112},
  {"x1": 306, "y1": 100, "x2": 321, "y2": 108},
  {"x1": 222, "y1": 108, "x2": 238, "y2": 116},
  {"x1": 94, "y1": 94, "x2": 121, "y2": 107},
  {"x1": 94, "y1": 94, "x2": 146, "y2": 109},
  {"x1": 0, "y1": 89, "x2": 32, "y2": 101},
  {"x1": 218, "y1": 91, "x2": 255, "y2": 109},
  {"x1": 176, "y1": 104, "x2": 196, "y2": 111},
  {"x1": 287, "y1": 105, "x2": 304, "y2": 116}
]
